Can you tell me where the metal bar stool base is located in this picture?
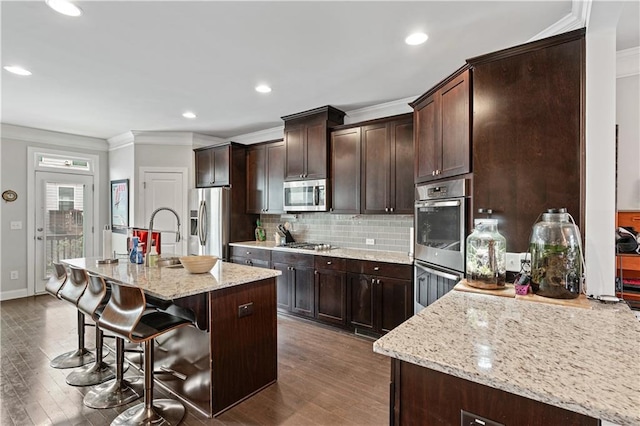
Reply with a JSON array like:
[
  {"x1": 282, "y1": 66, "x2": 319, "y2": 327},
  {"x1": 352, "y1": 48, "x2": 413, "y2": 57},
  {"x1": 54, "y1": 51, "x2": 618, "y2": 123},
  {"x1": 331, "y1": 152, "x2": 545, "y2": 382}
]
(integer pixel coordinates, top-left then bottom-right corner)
[
  {"x1": 111, "y1": 399, "x2": 186, "y2": 426},
  {"x1": 66, "y1": 362, "x2": 115, "y2": 387},
  {"x1": 83, "y1": 376, "x2": 144, "y2": 409},
  {"x1": 50, "y1": 348, "x2": 94, "y2": 369}
]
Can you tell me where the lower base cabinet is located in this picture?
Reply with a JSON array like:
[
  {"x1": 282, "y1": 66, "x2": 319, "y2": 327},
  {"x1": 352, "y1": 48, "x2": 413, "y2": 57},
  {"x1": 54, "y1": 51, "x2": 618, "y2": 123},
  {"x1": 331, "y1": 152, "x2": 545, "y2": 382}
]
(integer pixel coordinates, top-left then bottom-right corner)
[
  {"x1": 272, "y1": 251, "x2": 315, "y2": 318},
  {"x1": 314, "y1": 256, "x2": 347, "y2": 326},
  {"x1": 391, "y1": 360, "x2": 599, "y2": 425},
  {"x1": 347, "y1": 260, "x2": 413, "y2": 336}
]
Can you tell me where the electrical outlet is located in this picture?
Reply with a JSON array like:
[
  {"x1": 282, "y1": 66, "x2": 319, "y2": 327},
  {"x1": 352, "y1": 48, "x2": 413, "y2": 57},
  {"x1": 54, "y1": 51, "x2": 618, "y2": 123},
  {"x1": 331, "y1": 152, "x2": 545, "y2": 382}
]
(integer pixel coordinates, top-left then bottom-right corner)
[
  {"x1": 10, "y1": 221, "x2": 22, "y2": 230},
  {"x1": 520, "y1": 259, "x2": 531, "y2": 273},
  {"x1": 366, "y1": 238, "x2": 375, "y2": 245},
  {"x1": 10, "y1": 271, "x2": 18, "y2": 280}
]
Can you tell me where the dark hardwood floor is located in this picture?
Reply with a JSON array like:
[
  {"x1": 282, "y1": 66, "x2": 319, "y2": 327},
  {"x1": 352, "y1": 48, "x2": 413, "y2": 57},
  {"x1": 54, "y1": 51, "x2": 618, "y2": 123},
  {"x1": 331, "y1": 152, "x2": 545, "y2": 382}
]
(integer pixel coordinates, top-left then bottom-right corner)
[{"x1": 0, "y1": 295, "x2": 390, "y2": 425}]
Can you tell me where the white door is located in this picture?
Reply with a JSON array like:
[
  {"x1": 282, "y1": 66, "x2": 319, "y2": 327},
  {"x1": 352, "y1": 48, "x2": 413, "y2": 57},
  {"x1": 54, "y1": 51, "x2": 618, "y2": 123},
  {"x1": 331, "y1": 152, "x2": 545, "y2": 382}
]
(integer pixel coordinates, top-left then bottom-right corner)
[
  {"x1": 35, "y1": 171, "x2": 94, "y2": 293},
  {"x1": 141, "y1": 170, "x2": 186, "y2": 256}
]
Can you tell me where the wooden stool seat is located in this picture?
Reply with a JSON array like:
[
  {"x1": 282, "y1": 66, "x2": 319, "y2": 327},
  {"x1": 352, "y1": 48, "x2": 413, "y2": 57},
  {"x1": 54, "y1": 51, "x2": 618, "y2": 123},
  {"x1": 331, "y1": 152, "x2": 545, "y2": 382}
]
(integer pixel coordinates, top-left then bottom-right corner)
[
  {"x1": 66, "y1": 270, "x2": 115, "y2": 387},
  {"x1": 98, "y1": 282, "x2": 191, "y2": 425}
]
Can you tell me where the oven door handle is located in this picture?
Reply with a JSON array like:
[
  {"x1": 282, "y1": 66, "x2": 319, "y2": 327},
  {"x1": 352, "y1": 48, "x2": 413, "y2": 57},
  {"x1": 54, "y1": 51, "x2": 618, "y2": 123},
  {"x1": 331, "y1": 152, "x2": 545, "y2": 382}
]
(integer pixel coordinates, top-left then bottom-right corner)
[
  {"x1": 415, "y1": 199, "x2": 461, "y2": 209},
  {"x1": 414, "y1": 260, "x2": 462, "y2": 281}
]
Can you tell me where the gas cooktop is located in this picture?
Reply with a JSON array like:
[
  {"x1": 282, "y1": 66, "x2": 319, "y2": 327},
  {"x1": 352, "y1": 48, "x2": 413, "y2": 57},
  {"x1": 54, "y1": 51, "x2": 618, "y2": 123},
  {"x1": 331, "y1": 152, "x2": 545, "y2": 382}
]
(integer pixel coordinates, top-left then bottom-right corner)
[{"x1": 278, "y1": 242, "x2": 334, "y2": 251}]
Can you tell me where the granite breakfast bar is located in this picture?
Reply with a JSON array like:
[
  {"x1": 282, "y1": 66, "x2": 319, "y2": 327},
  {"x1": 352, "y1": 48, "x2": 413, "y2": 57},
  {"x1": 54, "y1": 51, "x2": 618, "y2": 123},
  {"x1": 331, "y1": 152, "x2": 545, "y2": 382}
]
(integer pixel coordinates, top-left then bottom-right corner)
[
  {"x1": 374, "y1": 290, "x2": 640, "y2": 425},
  {"x1": 61, "y1": 257, "x2": 281, "y2": 418}
]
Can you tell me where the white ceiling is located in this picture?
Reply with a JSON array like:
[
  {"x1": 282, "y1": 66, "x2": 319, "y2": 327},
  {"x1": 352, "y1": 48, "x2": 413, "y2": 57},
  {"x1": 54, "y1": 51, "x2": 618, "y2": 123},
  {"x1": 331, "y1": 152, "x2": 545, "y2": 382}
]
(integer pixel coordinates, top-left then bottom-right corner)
[{"x1": 1, "y1": 1, "x2": 638, "y2": 141}]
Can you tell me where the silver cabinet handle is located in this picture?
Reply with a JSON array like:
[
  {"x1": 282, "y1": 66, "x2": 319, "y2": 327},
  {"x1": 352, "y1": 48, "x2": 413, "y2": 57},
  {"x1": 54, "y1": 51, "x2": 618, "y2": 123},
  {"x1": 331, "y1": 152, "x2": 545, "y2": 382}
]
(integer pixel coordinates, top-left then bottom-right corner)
[
  {"x1": 246, "y1": 251, "x2": 251, "y2": 255},
  {"x1": 327, "y1": 261, "x2": 332, "y2": 265},
  {"x1": 374, "y1": 266, "x2": 380, "y2": 271},
  {"x1": 390, "y1": 207, "x2": 394, "y2": 212}
]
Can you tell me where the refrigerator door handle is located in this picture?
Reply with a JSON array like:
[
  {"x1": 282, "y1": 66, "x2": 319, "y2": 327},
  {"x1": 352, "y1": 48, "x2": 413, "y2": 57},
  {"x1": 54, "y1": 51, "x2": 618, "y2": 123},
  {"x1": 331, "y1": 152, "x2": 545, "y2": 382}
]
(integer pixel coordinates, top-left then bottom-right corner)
[{"x1": 199, "y1": 200, "x2": 207, "y2": 246}]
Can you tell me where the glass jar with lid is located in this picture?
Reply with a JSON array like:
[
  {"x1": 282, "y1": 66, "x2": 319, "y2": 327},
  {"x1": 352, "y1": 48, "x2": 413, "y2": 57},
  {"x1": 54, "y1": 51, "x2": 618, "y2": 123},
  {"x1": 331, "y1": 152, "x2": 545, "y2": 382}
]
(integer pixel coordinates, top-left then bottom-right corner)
[
  {"x1": 529, "y1": 208, "x2": 583, "y2": 299},
  {"x1": 465, "y1": 219, "x2": 507, "y2": 289}
]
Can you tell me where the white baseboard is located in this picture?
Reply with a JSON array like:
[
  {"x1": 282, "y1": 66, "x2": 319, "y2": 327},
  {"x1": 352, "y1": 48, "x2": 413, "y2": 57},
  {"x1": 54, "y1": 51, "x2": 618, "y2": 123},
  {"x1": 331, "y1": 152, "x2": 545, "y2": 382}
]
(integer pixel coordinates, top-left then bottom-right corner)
[{"x1": 0, "y1": 288, "x2": 29, "y2": 301}]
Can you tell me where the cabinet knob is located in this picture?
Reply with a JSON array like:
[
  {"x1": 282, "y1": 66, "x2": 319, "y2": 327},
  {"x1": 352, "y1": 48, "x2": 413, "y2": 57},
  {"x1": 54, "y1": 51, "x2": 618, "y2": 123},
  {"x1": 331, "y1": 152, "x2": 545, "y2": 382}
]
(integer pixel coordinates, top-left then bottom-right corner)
[
  {"x1": 385, "y1": 207, "x2": 389, "y2": 212},
  {"x1": 246, "y1": 251, "x2": 251, "y2": 255},
  {"x1": 374, "y1": 266, "x2": 380, "y2": 271},
  {"x1": 327, "y1": 261, "x2": 332, "y2": 265},
  {"x1": 371, "y1": 278, "x2": 376, "y2": 285},
  {"x1": 390, "y1": 207, "x2": 394, "y2": 213},
  {"x1": 431, "y1": 171, "x2": 436, "y2": 176}
]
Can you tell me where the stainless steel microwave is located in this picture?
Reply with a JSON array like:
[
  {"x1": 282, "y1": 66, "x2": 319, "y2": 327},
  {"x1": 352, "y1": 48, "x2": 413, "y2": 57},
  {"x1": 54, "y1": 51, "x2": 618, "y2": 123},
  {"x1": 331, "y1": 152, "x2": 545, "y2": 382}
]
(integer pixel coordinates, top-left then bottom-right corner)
[{"x1": 283, "y1": 179, "x2": 328, "y2": 212}]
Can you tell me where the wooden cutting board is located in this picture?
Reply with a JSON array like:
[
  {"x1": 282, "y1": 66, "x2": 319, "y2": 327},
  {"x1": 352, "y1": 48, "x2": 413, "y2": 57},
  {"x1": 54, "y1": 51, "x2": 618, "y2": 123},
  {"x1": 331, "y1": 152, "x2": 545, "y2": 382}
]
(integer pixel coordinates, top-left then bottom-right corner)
[
  {"x1": 454, "y1": 280, "x2": 515, "y2": 298},
  {"x1": 515, "y1": 293, "x2": 592, "y2": 309}
]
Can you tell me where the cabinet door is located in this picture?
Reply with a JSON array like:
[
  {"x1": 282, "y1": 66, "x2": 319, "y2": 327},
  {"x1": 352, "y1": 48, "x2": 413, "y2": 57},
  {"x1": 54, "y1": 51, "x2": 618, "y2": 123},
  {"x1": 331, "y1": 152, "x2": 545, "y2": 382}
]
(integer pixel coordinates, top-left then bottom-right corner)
[
  {"x1": 439, "y1": 69, "x2": 470, "y2": 180},
  {"x1": 212, "y1": 145, "x2": 231, "y2": 186},
  {"x1": 195, "y1": 149, "x2": 214, "y2": 188},
  {"x1": 305, "y1": 122, "x2": 328, "y2": 179},
  {"x1": 291, "y1": 266, "x2": 315, "y2": 318},
  {"x1": 378, "y1": 277, "x2": 412, "y2": 334},
  {"x1": 391, "y1": 120, "x2": 414, "y2": 214},
  {"x1": 315, "y1": 269, "x2": 347, "y2": 326},
  {"x1": 414, "y1": 95, "x2": 439, "y2": 183},
  {"x1": 284, "y1": 124, "x2": 305, "y2": 180},
  {"x1": 331, "y1": 127, "x2": 361, "y2": 214},
  {"x1": 348, "y1": 274, "x2": 375, "y2": 331},
  {"x1": 273, "y1": 263, "x2": 292, "y2": 312},
  {"x1": 472, "y1": 41, "x2": 582, "y2": 252},
  {"x1": 361, "y1": 123, "x2": 390, "y2": 214},
  {"x1": 246, "y1": 145, "x2": 266, "y2": 213},
  {"x1": 265, "y1": 141, "x2": 285, "y2": 214}
]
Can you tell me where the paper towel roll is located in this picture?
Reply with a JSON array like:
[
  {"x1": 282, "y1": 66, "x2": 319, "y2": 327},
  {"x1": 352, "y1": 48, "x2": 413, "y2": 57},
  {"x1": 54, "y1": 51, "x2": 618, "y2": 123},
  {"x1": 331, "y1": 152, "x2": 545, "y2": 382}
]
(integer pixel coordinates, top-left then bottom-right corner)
[{"x1": 103, "y1": 226, "x2": 112, "y2": 260}]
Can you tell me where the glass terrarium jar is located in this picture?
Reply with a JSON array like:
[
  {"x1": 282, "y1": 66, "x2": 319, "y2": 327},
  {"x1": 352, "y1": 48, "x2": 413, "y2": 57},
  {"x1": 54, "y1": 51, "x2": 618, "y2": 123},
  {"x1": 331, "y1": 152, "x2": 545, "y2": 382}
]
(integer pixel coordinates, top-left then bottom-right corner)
[
  {"x1": 465, "y1": 219, "x2": 507, "y2": 289},
  {"x1": 529, "y1": 208, "x2": 582, "y2": 299}
]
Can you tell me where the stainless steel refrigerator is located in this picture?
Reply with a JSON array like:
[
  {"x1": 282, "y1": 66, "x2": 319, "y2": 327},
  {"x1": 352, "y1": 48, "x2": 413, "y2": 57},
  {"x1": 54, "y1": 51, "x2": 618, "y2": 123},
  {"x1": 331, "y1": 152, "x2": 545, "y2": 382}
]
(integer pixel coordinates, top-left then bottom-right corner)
[{"x1": 188, "y1": 188, "x2": 232, "y2": 259}]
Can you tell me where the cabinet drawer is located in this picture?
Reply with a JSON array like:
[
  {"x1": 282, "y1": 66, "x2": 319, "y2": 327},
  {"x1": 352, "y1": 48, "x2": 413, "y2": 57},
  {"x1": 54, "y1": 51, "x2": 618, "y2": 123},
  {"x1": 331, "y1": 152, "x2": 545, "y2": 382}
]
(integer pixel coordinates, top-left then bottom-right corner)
[
  {"x1": 618, "y1": 211, "x2": 640, "y2": 229},
  {"x1": 229, "y1": 246, "x2": 271, "y2": 262},
  {"x1": 346, "y1": 259, "x2": 412, "y2": 279},
  {"x1": 271, "y1": 251, "x2": 313, "y2": 267},
  {"x1": 314, "y1": 256, "x2": 346, "y2": 271}
]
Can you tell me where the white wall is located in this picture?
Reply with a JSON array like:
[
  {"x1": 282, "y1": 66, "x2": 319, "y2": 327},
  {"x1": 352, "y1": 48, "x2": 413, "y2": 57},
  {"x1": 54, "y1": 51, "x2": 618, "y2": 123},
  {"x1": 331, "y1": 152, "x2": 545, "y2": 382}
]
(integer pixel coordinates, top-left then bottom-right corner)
[{"x1": 616, "y1": 73, "x2": 640, "y2": 210}]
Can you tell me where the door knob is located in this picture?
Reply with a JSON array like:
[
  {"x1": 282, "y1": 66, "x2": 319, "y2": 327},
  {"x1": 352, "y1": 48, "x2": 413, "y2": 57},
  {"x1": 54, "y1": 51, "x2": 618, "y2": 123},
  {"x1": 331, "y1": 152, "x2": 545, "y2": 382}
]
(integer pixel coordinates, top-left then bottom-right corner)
[
  {"x1": 37, "y1": 228, "x2": 43, "y2": 232},
  {"x1": 37, "y1": 236, "x2": 43, "y2": 240}
]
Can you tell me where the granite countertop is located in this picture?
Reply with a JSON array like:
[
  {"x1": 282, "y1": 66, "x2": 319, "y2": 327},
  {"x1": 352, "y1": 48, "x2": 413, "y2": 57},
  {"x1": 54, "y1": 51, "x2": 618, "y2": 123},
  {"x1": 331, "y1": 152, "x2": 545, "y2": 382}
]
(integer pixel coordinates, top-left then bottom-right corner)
[
  {"x1": 61, "y1": 257, "x2": 281, "y2": 300},
  {"x1": 229, "y1": 241, "x2": 414, "y2": 265},
  {"x1": 373, "y1": 290, "x2": 640, "y2": 425}
]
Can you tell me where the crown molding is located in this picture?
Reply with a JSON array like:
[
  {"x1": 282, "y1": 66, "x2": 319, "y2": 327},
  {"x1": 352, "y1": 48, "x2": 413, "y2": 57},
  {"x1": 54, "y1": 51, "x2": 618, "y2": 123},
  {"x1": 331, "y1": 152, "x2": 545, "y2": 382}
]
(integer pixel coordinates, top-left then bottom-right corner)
[
  {"x1": 528, "y1": 0, "x2": 590, "y2": 42},
  {"x1": 230, "y1": 126, "x2": 285, "y2": 145},
  {"x1": 343, "y1": 96, "x2": 416, "y2": 125},
  {"x1": 617, "y1": 47, "x2": 640, "y2": 78},
  {"x1": 107, "y1": 130, "x2": 224, "y2": 150},
  {"x1": 107, "y1": 131, "x2": 135, "y2": 150},
  {"x1": 1, "y1": 123, "x2": 108, "y2": 151}
]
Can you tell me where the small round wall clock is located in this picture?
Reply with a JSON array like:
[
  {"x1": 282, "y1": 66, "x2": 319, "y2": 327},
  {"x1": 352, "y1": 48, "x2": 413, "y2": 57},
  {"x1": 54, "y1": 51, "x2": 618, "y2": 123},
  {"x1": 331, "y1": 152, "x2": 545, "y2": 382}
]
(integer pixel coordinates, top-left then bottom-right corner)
[{"x1": 2, "y1": 190, "x2": 17, "y2": 202}]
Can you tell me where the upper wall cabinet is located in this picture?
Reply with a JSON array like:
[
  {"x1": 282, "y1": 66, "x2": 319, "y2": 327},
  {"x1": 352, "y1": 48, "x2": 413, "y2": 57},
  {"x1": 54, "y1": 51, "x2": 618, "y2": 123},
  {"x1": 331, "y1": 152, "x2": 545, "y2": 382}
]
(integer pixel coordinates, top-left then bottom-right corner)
[
  {"x1": 282, "y1": 106, "x2": 345, "y2": 181},
  {"x1": 411, "y1": 68, "x2": 471, "y2": 184},
  {"x1": 468, "y1": 29, "x2": 585, "y2": 252},
  {"x1": 246, "y1": 140, "x2": 285, "y2": 214},
  {"x1": 195, "y1": 144, "x2": 231, "y2": 187},
  {"x1": 331, "y1": 127, "x2": 361, "y2": 214}
]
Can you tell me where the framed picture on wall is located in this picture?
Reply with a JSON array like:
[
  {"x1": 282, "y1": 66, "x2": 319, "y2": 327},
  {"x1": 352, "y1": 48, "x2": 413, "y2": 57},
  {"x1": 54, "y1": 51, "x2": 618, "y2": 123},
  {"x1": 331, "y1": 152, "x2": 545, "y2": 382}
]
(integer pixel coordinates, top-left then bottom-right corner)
[{"x1": 110, "y1": 179, "x2": 129, "y2": 234}]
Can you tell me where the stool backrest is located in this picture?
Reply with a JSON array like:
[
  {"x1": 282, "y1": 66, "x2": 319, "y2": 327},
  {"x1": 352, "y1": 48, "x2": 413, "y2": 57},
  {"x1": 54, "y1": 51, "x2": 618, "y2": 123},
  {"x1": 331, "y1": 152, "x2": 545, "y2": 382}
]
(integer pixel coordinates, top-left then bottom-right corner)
[
  {"x1": 59, "y1": 265, "x2": 88, "y2": 305},
  {"x1": 98, "y1": 281, "x2": 146, "y2": 341},
  {"x1": 78, "y1": 272, "x2": 109, "y2": 320},
  {"x1": 45, "y1": 263, "x2": 67, "y2": 298}
]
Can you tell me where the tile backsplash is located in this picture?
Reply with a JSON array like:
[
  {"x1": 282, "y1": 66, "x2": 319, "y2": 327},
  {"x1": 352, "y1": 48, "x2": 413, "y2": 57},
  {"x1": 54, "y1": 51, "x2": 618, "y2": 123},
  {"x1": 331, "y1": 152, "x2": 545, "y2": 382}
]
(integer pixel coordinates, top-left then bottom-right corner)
[{"x1": 260, "y1": 213, "x2": 413, "y2": 254}]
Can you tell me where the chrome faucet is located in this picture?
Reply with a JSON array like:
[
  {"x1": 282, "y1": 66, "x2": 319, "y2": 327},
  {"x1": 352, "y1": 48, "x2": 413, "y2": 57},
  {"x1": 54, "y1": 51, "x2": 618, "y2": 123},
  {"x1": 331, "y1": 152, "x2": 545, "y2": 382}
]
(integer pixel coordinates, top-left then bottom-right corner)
[{"x1": 145, "y1": 207, "x2": 181, "y2": 266}]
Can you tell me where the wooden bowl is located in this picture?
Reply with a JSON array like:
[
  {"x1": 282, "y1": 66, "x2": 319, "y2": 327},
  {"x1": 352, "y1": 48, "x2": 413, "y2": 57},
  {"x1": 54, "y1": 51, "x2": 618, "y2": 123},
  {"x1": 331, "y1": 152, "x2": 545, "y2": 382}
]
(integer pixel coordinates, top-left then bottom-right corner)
[{"x1": 179, "y1": 255, "x2": 218, "y2": 274}]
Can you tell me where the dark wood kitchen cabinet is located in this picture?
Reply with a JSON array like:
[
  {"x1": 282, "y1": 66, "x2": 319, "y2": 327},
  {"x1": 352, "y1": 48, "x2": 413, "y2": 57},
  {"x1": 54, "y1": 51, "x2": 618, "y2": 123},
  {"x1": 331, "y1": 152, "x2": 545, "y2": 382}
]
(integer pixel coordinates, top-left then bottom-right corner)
[
  {"x1": 390, "y1": 360, "x2": 599, "y2": 426},
  {"x1": 195, "y1": 143, "x2": 245, "y2": 188},
  {"x1": 246, "y1": 140, "x2": 285, "y2": 214},
  {"x1": 361, "y1": 116, "x2": 414, "y2": 214},
  {"x1": 347, "y1": 260, "x2": 412, "y2": 336},
  {"x1": 314, "y1": 256, "x2": 347, "y2": 327},
  {"x1": 330, "y1": 127, "x2": 361, "y2": 213},
  {"x1": 281, "y1": 106, "x2": 345, "y2": 181},
  {"x1": 272, "y1": 251, "x2": 315, "y2": 318},
  {"x1": 229, "y1": 246, "x2": 271, "y2": 269},
  {"x1": 467, "y1": 29, "x2": 585, "y2": 252},
  {"x1": 411, "y1": 67, "x2": 471, "y2": 184}
]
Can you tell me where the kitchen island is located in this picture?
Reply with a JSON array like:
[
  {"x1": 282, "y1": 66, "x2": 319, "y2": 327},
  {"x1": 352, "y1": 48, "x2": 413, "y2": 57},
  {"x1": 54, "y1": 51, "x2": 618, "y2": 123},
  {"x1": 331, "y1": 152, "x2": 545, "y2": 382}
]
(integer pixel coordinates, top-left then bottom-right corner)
[
  {"x1": 373, "y1": 290, "x2": 640, "y2": 425},
  {"x1": 62, "y1": 257, "x2": 281, "y2": 417}
]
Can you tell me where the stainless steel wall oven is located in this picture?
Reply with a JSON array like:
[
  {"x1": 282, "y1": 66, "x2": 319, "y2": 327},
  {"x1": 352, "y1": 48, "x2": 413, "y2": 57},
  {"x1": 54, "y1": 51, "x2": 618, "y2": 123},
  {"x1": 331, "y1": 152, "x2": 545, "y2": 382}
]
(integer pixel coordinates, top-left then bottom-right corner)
[{"x1": 414, "y1": 178, "x2": 469, "y2": 312}]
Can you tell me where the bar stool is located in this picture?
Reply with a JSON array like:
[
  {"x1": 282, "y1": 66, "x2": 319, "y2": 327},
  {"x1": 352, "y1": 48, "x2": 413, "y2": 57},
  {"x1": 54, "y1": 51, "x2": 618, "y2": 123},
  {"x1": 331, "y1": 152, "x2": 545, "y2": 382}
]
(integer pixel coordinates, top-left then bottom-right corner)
[
  {"x1": 84, "y1": 275, "x2": 144, "y2": 409},
  {"x1": 50, "y1": 263, "x2": 95, "y2": 369},
  {"x1": 45, "y1": 262, "x2": 68, "y2": 299},
  {"x1": 99, "y1": 282, "x2": 191, "y2": 425},
  {"x1": 66, "y1": 267, "x2": 116, "y2": 386}
]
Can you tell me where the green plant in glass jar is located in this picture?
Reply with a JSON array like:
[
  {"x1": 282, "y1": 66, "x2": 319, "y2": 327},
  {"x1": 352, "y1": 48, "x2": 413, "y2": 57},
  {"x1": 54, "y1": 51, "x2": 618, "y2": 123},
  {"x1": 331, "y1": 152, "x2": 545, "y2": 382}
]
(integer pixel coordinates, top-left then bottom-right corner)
[{"x1": 465, "y1": 219, "x2": 506, "y2": 289}]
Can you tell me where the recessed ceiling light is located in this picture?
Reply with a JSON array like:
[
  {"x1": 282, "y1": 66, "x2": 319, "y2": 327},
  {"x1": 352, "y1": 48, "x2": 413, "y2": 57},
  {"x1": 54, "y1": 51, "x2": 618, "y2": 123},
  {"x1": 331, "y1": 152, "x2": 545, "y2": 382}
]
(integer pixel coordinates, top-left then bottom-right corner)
[
  {"x1": 255, "y1": 85, "x2": 272, "y2": 94},
  {"x1": 182, "y1": 112, "x2": 197, "y2": 119},
  {"x1": 46, "y1": 0, "x2": 83, "y2": 17},
  {"x1": 3, "y1": 65, "x2": 32, "y2": 76},
  {"x1": 405, "y1": 32, "x2": 428, "y2": 46}
]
